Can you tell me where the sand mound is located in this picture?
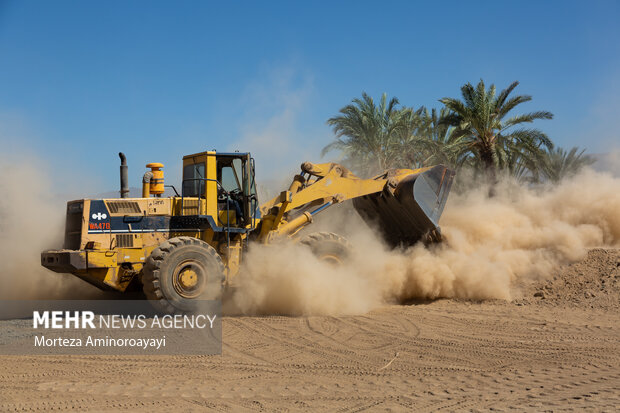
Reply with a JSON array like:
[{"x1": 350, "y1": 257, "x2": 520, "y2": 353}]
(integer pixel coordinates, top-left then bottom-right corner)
[{"x1": 515, "y1": 248, "x2": 620, "y2": 308}]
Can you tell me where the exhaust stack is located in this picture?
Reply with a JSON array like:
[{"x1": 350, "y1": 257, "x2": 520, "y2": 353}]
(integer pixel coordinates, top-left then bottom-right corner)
[{"x1": 119, "y1": 152, "x2": 129, "y2": 199}]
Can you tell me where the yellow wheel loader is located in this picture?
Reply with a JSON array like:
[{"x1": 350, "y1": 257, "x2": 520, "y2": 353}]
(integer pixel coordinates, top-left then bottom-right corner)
[{"x1": 41, "y1": 150, "x2": 454, "y2": 313}]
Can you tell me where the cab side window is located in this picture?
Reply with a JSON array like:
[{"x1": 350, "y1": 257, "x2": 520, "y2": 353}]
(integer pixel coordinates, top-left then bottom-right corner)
[{"x1": 182, "y1": 162, "x2": 205, "y2": 197}]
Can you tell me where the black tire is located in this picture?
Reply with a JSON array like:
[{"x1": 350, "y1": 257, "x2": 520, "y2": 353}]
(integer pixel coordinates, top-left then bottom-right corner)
[
  {"x1": 300, "y1": 232, "x2": 351, "y2": 265},
  {"x1": 142, "y1": 236, "x2": 225, "y2": 314}
]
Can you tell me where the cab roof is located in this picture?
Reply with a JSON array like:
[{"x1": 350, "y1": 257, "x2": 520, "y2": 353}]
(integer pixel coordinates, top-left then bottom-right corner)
[{"x1": 182, "y1": 150, "x2": 251, "y2": 159}]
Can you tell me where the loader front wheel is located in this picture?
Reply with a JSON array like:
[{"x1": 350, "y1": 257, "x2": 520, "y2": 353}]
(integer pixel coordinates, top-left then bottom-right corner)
[
  {"x1": 142, "y1": 237, "x2": 225, "y2": 314},
  {"x1": 300, "y1": 232, "x2": 351, "y2": 265}
]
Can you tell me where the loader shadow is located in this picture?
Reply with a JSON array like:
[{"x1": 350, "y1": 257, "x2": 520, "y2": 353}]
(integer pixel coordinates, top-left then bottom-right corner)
[
  {"x1": 398, "y1": 297, "x2": 489, "y2": 306},
  {"x1": 399, "y1": 297, "x2": 439, "y2": 306}
]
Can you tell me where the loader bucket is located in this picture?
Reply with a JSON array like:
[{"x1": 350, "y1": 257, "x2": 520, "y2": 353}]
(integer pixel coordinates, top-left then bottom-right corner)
[{"x1": 353, "y1": 165, "x2": 455, "y2": 247}]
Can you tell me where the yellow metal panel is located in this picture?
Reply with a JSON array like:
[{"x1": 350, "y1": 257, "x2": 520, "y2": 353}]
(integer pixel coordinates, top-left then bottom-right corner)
[
  {"x1": 218, "y1": 237, "x2": 242, "y2": 282},
  {"x1": 116, "y1": 248, "x2": 146, "y2": 265},
  {"x1": 218, "y1": 210, "x2": 237, "y2": 226},
  {"x1": 182, "y1": 150, "x2": 214, "y2": 160},
  {"x1": 81, "y1": 199, "x2": 90, "y2": 250},
  {"x1": 147, "y1": 198, "x2": 170, "y2": 215},
  {"x1": 205, "y1": 152, "x2": 218, "y2": 218},
  {"x1": 86, "y1": 250, "x2": 117, "y2": 268}
]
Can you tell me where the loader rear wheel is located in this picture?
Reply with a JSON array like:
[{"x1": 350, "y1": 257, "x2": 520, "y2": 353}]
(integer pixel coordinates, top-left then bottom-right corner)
[
  {"x1": 142, "y1": 237, "x2": 225, "y2": 314},
  {"x1": 300, "y1": 232, "x2": 351, "y2": 265}
]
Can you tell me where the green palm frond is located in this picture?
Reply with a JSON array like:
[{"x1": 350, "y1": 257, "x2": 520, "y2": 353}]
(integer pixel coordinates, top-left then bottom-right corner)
[
  {"x1": 542, "y1": 146, "x2": 595, "y2": 182},
  {"x1": 502, "y1": 111, "x2": 554, "y2": 128},
  {"x1": 325, "y1": 82, "x2": 555, "y2": 182},
  {"x1": 495, "y1": 81, "x2": 520, "y2": 108},
  {"x1": 438, "y1": 79, "x2": 554, "y2": 182},
  {"x1": 324, "y1": 92, "x2": 418, "y2": 175}
]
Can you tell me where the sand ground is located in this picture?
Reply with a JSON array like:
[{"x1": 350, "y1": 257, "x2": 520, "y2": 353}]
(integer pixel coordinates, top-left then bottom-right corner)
[{"x1": 1, "y1": 249, "x2": 619, "y2": 412}]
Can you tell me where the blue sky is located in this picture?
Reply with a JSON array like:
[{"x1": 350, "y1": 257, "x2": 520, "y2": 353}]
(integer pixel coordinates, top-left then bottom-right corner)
[{"x1": 1, "y1": 1, "x2": 619, "y2": 192}]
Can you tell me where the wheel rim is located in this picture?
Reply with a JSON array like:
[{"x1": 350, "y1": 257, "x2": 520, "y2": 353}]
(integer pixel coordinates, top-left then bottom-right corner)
[
  {"x1": 319, "y1": 253, "x2": 342, "y2": 265},
  {"x1": 172, "y1": 259, "x2": 207, "y2": 299}
]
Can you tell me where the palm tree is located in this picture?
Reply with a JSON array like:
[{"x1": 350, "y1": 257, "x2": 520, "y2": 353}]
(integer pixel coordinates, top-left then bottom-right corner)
[
  {"x1": 323, "y1": 92, "x2": 413, "y2": 175},
  {"x1": 542, "y1": 146, "x2": 595, "y2": 183},
  {"x1": 500, "y1": 146, "x2": 544, "y2": 184},
  {"x1": 407, "y1": 107, "x2": 472, "y2": 169},
  {"x1": 391, "y1": 105, "x2": 427, "y2": 169},
  {"x1": 439, "y1": 80, "x2": 554, "y2": 182}
]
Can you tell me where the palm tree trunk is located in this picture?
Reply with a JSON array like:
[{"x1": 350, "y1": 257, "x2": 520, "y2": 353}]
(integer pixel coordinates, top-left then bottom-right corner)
[{"x1": 480, "y1": 146, "x2": 498, "y2": 195}]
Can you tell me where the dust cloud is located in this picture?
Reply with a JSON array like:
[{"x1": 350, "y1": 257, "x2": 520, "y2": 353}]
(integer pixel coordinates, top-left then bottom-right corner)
[
  {"x1": 1, "y1": 150, "x2": 618, "y2": 313},
  {"x1": 0, "y1": 153, "x2": 101, "y2": 300},
  {"x1": 230, "y1": 169, "x2": 620, "y2": 315}
]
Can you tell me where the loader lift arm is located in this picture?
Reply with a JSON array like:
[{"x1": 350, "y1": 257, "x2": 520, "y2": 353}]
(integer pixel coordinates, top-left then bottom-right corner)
[{"x1": 255, "y1": 162, "x2": 455, "y2": 246}]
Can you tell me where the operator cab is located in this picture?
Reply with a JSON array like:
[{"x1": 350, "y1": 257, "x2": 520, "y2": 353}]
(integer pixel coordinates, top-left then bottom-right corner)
[{"x1": 181, "y1": 151, "x2": 257, "y2": 228}]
